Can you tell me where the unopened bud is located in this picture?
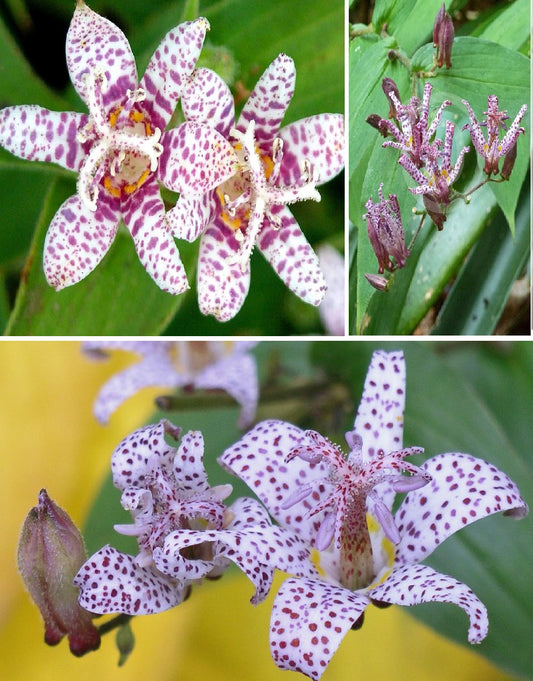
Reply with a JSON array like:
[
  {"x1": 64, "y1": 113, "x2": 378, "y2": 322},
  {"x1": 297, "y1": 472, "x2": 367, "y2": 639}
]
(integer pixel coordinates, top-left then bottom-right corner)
[
  {"x1": 433, "y1": 3, "x2": 454, "y2": 69},
  {"x1": 17, "y1": 490, "x2": 100, "y2": 656},
  {"x1": 501, "y1": 140, "x2": 518, "y2": 180},
  {"x1": 364, "y1": 273, "x2": 390, "y2": 291}
]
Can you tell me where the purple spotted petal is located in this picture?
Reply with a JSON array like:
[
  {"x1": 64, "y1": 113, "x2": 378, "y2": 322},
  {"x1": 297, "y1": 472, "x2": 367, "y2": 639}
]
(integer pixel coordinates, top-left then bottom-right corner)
[
  {"x1": 257, "y1": 206, "x2": 326, "y2": 307},
  {"x1": 352, "y1": 350, "x2": 406, "y2": 463},
  {"x1": 219, "y1": 420, "x2": 329, "y2": 544},
  {"x1": 173, "y1": 430, "x2": 210, "y2": 494},
  {"x1": 278, "y1": 113, "x2": 344, "y2": 187},
  {"x1": 74, "y1": 545, "x2": 186, "y2": 615},
  {"x1": 43, "y1": 192, "x2": 120, "y2": 290},
  {"x1": 159, "y1": 122, "x2": 238, "y2": 194},
  {"x1": 89, "y1": 344, "x2": 175, "y2": 423},
  {"x1": 394, "y1": 452, "x2": 529, "y2": 565},
  {"x1": 121, "y1": 177, "x2": 189, "y2": 294},
  {"x1": 0, "y1": 106, "x2": 88, "y2": 171},
  {"x1": 227, "y1": 495, "x2": 273, "y2": 530},
  {"x1": 194, "y1": 351, "x2": 258, "y2": 428},
  {"x1": 111, "y1": 420, "x2": 181, "y2": 490},
  {"x1": 270, "y1": 577, "x2": 369, "y2": 680},
  {"x1": 196, "y1": 221, "x2": 250, "y2": 322},
  {"x1": 139, "y1": 18, "x2": 209, "y2": 130},
  {"x1": 236, "y1": 53, "x2": 296, "y2": 146},
  {"x1": 66, "y1": 1, "x2": 137, "y2": 110},
  {"x1": 165, "y1": 193, "x2": 213, "y2": 241},
  {"x1": 370, "y1": 563, "x2": 488, "y2": 643},
  {"x1": 180, "y1": 67, "x2": 235, "y2": 137}
]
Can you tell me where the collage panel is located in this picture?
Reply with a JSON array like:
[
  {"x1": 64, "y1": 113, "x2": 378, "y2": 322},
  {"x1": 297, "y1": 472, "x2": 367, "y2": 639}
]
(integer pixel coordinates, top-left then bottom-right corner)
[
  {"x1": 0, "y1": 0, "x2": 344, "y2": 336},
  {"x1": 349, "y1": 0, "x2": 530, "y2": 335},
  {"x1": 1, "y1": 339, "x2": 532, "y2": 680}
]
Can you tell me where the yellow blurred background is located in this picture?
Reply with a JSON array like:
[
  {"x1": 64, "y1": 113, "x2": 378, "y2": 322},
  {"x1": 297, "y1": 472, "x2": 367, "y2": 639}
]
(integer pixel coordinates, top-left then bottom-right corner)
[{"x1": 0, "y1": 341, "x2": 520, "y2": 681}]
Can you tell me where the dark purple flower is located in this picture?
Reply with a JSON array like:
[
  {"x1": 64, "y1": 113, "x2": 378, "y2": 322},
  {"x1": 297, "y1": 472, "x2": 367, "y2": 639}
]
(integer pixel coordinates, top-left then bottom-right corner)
[
  {"x1": 363, "y1": 184, "x2": 409, "y2": 273},
  {"x1": 462, "y1": 95, "x2": 527, "y2": 177}
]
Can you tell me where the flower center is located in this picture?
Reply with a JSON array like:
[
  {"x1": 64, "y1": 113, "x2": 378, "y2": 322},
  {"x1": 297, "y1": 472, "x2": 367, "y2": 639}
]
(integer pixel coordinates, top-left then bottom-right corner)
[
  {"x1": 167, "y1": 341, "x2": 233, "y2": 376},
  {"x1": 76, "y1": 70, "x2": 163, "y2": 210},
  {"x1": 215, "y1": 120, "x2": 321, "y2": 271}
]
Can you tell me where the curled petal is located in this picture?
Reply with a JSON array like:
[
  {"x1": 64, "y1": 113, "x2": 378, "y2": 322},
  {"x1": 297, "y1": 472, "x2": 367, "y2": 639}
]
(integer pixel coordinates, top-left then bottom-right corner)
[
  {"x1": 237, "y1": 53, "x2": 296, "y2": 146},
  {"x1": 159, "y1": 123, "x2": 238, "y2": 194},
  {"x1": 122, "y1": 178, "x2": 189, "y2": 294},
  {"x1": 74, "y1": 545, "x2": 187, "y2": 615},
  {"x1": 394, "y1": 452, "x2": 529, "y2": 564},
  {"x1": 270, "y1": 577, "x2": 369, "y2": 680},
  {"x1": 66, "y1": 1, "x2": 137, "y2": 110},
  {"x1": 370, "y1": 563, "x2": 488, "y2": 644},
  {"x1": 0, "y1": 107, "x2": 88, "y2": 171},
  {"x1": 43, "y1": 193, "x2": 120, "y2": 290},
  {"x1": 139, "y1": 18, "x2": 210, "y2": 130},
  {"x1": 257, "y1": 206, "x2": 326, "y2": 307}
]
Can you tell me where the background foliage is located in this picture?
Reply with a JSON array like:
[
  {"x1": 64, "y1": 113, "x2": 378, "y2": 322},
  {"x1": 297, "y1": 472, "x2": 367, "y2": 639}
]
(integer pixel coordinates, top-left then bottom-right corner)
[
  {"x1": 349, "y1": 0, "x2": 530, "y2": 334},
  {"x1": 0, "y1": 0, "x2": 343, "y2": 335}
]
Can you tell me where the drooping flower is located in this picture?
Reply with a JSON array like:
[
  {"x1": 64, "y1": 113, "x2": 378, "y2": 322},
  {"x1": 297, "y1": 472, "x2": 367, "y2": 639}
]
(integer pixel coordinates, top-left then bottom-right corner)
[
  {"x1": 166, "y1": 56, "x2": 345, "y2": 321},
  {"x1": 74, "y1": 420, "x2": 316, "y2": 614},
  {"x1": 316, "y1": 244, "x2": 345, "y2": 335},
  {"x1": 399, "y1": 120, "x2": 470, "y2": 229},
  {"x1": 0, "y1": 2, "x2": 238, "y2": 293},
  {"x1": 364, "y1": 183, "x2": 409, "y2": 273},
  {"x1": 83, "y1": 340, "x2": 259, "y2": 428},
  {"x1": 379, "y1": 82, "x2": 451, "y2": 168},
  {"x1": 462, "y1": 95, "x2": 527, "y2": 177},
  {"x1": 219, "y1": 350, "x2": 528, "y2": 680},
  {"x1": 18, "y1": 489, "x2": 101, "y2": 656}
]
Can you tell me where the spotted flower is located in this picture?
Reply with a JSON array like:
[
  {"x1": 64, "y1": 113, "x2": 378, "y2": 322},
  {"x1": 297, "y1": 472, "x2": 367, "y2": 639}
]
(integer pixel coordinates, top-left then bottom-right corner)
[
  {"x1": 316, "y1": 244, "x2": 345, "y2": 336},
  {"x1": 0, "y1": 2, "x2": 238, "y2": 293},
  {"x1": 399, "y1": 121, "x2": 470, "y2": 229},
  {"x1": 462, "y1": 95, "x2": 527, "y2": 177},
  {"x1": 219, "y1": 350, "x2": 528, "y2": 680},
  {"x1": 74, "y1": 419, "x2": 316, "y2": 614},
  {"x1": 379, "y1": 82, "x2": 451, "y2": 169},
  {"x1": 166, "y1": 56, "x2": 344, "y2": 321},
  {"x1": 83, "y1": 340, "x2": 259, "y2": 428},
  {"x1": 364, "y1": 183, "x2": 409, "y2": 273}
]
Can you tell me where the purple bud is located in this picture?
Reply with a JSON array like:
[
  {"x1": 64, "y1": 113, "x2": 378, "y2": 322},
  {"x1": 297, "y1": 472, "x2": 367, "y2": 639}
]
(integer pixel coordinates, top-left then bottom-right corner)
[
  {"x1": 364, "y1": 273, "x2": 390, "y2": 291},
  {"x1": 434, "y1": 4, "x2": 454, "y2": 69},
  {"x1": 501, "y1": 139, "x2": 518, "y2": 180},
  {"x1": 366, "y1": 114, "x2": 389, "y2": 137},
  {"x1": 17, "y1": 490, "x2": 100, "y2": 656}
]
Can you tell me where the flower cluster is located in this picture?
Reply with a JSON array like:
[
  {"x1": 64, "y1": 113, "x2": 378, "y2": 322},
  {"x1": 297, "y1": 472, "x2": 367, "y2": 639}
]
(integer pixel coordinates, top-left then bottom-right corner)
[
  {"x1": 0, "y1": 2, "x2": 344, "y2": 321},
  {"x1": 362, "y1": 6, "x2": 527, "y2": 290},
  {"x1": 19, "y1": 347, "x2": 527, "y2": 678}
]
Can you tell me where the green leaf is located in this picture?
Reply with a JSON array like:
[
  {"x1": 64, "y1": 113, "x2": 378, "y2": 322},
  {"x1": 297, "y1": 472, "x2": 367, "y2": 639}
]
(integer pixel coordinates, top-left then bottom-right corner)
[
  {"x1": 431, "y1": 182, "x2": 530, "y2": 334},
  {"x1": 457, "y1": 0, "x2": 530, "y2": 52},
  {"x1": 5, "y1": 176, "x2": 193, "y2": 335}
]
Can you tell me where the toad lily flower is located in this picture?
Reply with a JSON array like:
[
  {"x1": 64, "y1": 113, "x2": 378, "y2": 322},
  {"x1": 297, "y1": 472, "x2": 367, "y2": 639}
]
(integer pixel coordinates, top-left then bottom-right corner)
[
  {"x1": 74, "y1": 420, "x2": 316, "y2": 614},
  {"x1": 167, "y1": 55, "x2": 344, "y2": 321},
  {"x1": 462, "y1": 95, "x2": 527, "y2": 177},
  {"x1": 0, "y1": 2, "x2": 237, "y2": 293},
  {"x1": 83, "y1": 340, "x2": 258, "y2": 428},
  {"x1": 219, "y1": 350, "x2": 528, "y2": 680}
]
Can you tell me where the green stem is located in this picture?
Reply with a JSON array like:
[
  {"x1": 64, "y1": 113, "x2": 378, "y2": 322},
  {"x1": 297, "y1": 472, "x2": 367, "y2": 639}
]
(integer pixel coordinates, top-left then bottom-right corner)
[{"x1": 97, "y1": 614, "x2": 132, "y2": 636}]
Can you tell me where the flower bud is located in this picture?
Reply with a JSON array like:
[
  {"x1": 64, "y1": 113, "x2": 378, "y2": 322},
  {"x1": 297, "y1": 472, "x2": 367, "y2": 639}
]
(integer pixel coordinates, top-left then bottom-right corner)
[
  {"x1": 433, "y1": 3, "x2": 454, "y2": 69},
  {"x1": 500, "y1": 140, "x2": 518, "y2": 180},
  {"x1": 364, "y1": 273, "x2": 390, "y2": 292},
  {"x1": 17, "y1": 490, "x2": 100, "y2": 656},
  {"x1": 382, "y1": 77, "x2": 401, "y2": 119}
]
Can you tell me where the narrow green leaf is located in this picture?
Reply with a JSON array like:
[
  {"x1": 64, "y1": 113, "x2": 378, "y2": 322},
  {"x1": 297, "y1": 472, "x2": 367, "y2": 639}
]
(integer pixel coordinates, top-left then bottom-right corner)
[{"x1": 431, "y1": 184, "x2": 530, "y2": 335}]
